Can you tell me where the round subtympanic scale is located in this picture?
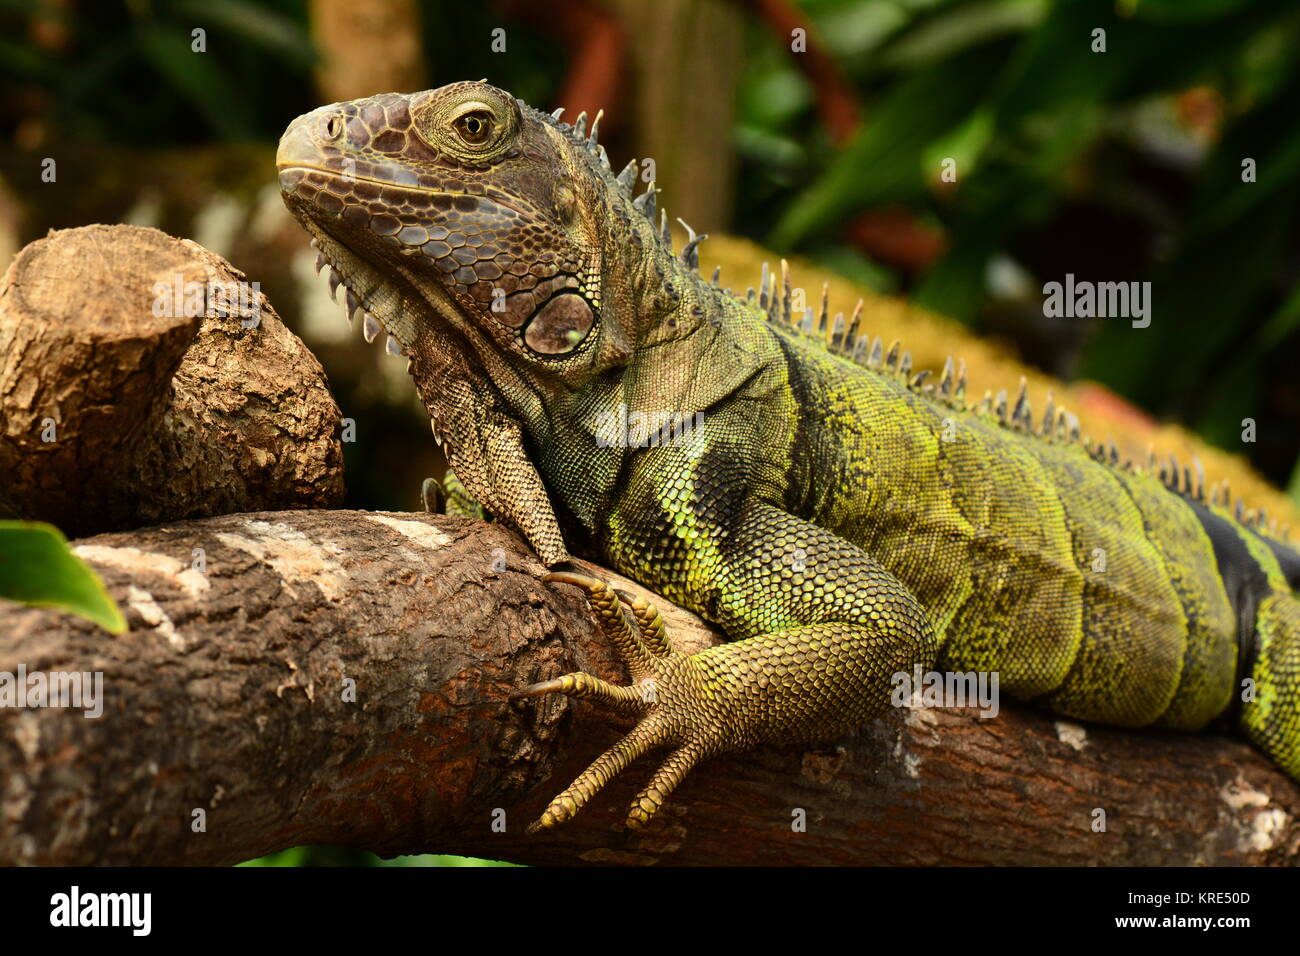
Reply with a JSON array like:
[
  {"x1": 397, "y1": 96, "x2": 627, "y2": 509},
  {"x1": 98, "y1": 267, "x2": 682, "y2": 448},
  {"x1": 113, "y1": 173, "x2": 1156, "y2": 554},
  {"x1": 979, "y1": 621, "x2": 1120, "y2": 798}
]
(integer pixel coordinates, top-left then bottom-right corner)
[{"x1": 523, "y1": 293, "x2": 593, "y2": 354}]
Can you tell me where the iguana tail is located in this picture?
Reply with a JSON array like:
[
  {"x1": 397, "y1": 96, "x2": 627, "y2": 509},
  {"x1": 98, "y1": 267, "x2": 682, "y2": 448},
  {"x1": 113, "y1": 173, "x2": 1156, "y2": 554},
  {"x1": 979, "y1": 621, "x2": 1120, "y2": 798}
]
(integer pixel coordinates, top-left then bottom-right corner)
[{"x1": 1241, "y1": 588, "x2": 1300, "y2": 780}]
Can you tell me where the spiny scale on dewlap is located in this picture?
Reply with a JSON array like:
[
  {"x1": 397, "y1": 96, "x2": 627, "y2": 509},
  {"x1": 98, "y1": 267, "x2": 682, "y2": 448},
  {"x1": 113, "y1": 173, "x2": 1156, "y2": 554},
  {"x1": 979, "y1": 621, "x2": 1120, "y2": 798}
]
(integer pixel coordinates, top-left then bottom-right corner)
[{"x1": 277, "y1": 79, "x2": 1300, "y2": 831}]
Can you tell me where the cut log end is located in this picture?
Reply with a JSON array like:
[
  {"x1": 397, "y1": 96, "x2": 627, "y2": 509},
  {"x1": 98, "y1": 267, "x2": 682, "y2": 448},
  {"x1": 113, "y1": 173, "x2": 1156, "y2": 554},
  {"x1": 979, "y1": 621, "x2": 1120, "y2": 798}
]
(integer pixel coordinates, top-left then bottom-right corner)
[{"x1": 0, "y1": 224, "x2": 344, "y2": 535}]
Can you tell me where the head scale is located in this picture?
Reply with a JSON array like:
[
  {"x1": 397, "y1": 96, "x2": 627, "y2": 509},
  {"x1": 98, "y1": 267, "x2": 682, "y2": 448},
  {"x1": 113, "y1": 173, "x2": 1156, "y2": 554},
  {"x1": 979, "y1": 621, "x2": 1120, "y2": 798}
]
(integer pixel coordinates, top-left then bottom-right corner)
[{"x1": 276, "y1": 80, "x2": 645, "y2": 393}]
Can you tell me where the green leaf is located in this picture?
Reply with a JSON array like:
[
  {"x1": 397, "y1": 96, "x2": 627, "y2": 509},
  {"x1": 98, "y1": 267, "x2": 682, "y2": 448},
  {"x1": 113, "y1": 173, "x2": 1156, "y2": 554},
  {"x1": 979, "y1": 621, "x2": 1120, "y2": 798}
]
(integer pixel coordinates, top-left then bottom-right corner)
[
  {"x1": 0, "y1": 521, "x2": 126, "y2": 634},
  {"x1": 921, "y1": 107, "x2": 995, "y2": 182},
  {"x1": 872, "y1": 0, "x2": 1046, "y2": 71}
]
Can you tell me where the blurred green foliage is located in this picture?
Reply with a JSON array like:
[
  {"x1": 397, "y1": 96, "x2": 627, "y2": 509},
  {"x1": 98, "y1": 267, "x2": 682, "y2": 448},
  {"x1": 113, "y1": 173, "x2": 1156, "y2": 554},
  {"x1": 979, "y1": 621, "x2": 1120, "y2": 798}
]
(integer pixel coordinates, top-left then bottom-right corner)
[
  {"x1": 0, "y1": 0, "x2": 316, "y2": 143},
  {"x1": 0, "y1": 0, "x2": 564, "y2": 144}
]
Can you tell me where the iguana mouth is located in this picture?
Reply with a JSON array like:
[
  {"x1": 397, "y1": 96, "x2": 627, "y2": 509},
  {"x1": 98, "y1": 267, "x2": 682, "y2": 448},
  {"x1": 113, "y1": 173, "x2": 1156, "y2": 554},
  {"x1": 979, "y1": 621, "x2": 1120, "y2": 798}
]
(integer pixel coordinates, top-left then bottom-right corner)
[
  {"x1": 276, "y1": 121, "x2": 471, "y2": 361},
  {"x1": 280, "y1": 162, "x2": 526, "y2": 211}
]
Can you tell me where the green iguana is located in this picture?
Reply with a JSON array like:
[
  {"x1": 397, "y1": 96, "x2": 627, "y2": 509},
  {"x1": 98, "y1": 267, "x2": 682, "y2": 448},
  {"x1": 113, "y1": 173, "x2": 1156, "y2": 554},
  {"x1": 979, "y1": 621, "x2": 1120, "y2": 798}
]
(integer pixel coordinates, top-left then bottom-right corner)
[{"x1": 276, "y1": 80, "x2": 1300, "y2": 832}]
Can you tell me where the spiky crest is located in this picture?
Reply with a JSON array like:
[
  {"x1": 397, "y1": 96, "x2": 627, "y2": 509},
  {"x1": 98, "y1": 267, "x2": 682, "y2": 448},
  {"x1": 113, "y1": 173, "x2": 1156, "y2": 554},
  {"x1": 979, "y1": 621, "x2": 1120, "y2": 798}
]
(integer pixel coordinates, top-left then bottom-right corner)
[{"x1": 539, "y1": 99, "x2": 1290, "y2": 543}]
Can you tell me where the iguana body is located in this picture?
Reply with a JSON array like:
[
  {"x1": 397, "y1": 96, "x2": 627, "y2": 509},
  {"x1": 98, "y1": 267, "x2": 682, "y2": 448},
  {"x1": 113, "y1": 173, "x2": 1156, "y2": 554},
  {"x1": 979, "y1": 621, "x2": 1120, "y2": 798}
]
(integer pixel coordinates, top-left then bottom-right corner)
[{"x1": 277, "y1": 81, "x2": 1300, "y2": 830}]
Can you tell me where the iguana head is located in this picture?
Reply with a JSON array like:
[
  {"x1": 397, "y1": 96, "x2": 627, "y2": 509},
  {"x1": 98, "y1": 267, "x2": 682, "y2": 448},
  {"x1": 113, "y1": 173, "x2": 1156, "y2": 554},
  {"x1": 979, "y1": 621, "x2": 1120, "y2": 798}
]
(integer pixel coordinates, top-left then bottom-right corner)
[
  {"x1": 277, "y1": 81, "x2": 734, "y2": 561},
  {"x1": 276, "y1": 80, "x2": 666, "y2": 399}
]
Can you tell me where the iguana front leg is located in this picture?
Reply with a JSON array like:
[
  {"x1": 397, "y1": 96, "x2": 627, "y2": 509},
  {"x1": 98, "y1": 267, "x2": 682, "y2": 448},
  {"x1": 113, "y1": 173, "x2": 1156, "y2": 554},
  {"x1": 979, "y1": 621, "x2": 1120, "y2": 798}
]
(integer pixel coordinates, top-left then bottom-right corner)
[
  {"x1": 515, "y1": 502, "x2": 937, "y2": 830},
  {"x1": 413, "y1": 364, "x2": 569, "y2": 565}
]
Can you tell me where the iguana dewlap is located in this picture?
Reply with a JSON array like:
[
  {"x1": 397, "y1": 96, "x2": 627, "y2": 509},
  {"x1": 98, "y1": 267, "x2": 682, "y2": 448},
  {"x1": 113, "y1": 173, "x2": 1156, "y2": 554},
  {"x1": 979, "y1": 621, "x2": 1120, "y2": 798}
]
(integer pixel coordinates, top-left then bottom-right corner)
[{"x1": 277, "y1": 81, "x2": 1300, "y2": 831}]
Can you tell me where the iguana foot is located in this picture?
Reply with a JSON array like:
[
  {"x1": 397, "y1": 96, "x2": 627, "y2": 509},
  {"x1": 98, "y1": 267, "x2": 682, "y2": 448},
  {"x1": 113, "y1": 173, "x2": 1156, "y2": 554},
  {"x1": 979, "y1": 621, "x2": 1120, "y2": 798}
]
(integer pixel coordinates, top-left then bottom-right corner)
[{"x1": 512, "y1": 571, "x2": 723, "y2": 832}]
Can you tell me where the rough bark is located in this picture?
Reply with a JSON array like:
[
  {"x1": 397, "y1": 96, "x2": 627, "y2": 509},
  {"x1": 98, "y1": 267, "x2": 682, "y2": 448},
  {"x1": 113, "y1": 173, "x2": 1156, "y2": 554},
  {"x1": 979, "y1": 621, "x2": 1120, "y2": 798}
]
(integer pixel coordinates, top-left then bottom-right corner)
[
  {"x1": 1, "y1": 511, "x2": 1296, "y2": 867},
  {"x1": 0, "y1": 224, "x2": 345, "y2": 536}
]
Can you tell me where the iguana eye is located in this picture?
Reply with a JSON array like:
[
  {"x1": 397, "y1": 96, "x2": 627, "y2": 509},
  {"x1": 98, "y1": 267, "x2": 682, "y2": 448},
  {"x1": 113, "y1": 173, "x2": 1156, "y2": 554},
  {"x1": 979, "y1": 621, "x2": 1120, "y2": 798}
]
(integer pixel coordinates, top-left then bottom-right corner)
[{"x1": 455, "y1": 111, "x2": 493, "y2": 145}]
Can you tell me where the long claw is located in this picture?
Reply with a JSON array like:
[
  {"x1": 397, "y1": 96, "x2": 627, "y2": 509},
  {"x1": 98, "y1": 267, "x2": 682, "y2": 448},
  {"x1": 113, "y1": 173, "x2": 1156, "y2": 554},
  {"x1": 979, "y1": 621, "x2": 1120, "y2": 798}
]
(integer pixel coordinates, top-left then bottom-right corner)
[
  {"x1": 614, "y1": 588, "x2": 674, "y2": 658},
  {"x1": 510, "y1": 671, "x2": 647, "y2": 713},
  {"x1": 626, "y1": 743, "x2": 708, "y2": 829},
  {"x1": 543, "y1": 572, "x2": 658, "y2": 680},
  {"x1": 528, "y1": 723, "x2": 660, "y2": 833},
  {"x1": 541, "y1": 569, "x2": 604, "y2": 589}
]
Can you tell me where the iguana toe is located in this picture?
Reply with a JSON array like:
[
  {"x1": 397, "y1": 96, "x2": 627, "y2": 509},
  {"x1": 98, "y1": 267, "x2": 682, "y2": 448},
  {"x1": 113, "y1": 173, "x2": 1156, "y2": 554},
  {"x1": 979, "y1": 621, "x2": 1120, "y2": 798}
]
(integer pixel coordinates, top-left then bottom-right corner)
[{"x1": 520, "y1": 574, "x2": 720, "y2": 831}]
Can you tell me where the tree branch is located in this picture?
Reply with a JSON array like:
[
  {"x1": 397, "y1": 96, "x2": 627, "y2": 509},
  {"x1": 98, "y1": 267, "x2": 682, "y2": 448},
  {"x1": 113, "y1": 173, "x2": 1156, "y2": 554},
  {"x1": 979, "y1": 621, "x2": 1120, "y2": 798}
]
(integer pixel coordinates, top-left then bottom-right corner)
[{"x1": 2, "y1": 511, "x2": 1296, "y2": 866}]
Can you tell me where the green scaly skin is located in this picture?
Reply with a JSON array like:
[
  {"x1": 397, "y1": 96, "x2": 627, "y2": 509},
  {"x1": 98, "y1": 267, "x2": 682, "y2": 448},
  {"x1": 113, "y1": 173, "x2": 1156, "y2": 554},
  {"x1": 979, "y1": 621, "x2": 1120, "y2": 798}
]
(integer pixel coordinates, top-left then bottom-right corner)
[{"x1": 277, "y1": 81, "x2": 1300, "y2": 832}]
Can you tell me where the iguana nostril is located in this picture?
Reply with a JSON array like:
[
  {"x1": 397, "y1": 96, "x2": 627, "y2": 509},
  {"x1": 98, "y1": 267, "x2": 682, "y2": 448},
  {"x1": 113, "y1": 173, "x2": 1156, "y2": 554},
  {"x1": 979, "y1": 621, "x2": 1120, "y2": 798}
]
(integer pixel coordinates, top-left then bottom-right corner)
[{"x1": 323, "y1": 114, "x2": 344, "y2": 140}]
